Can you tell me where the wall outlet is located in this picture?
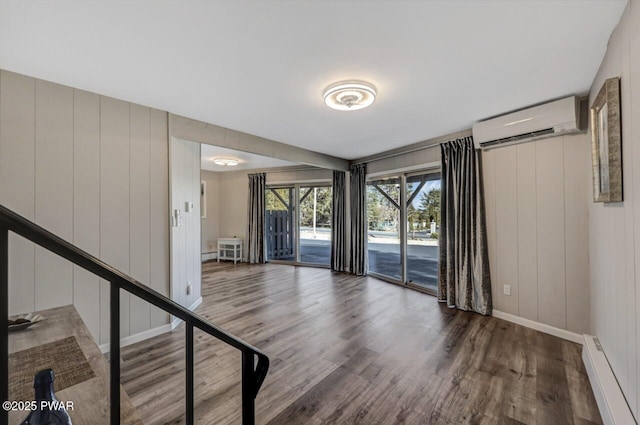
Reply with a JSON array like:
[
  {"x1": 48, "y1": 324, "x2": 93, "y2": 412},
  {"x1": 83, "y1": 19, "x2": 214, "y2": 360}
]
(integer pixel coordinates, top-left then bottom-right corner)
[
  {"x1": 503, "y1": 284, "x2": 511, "y2": 296},
  {"x1": 186, "y1": 281, "x2": 192, "y2": 296}
]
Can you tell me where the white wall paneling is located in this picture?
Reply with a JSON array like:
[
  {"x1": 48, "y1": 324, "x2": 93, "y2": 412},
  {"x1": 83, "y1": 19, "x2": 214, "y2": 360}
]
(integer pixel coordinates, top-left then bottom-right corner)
[
  {"x1": 129, "y1": 104, "x2": 151, "y2": 335},
  {"x1": 149, "y1": 109, "x2": 170, "y2": 328},
  {"x1": 515, "y1": 142, "x2": 538, "y2": 322},
  {"x1": 0, "y1": 71, "x2": 36, "y2": 315},
  {"x1": 0, "y1": 70, "x2": 171, "y2": 345},
  {"x1": 34, "y1": 80, "x2": 74, "y2": 312},
  {"x1": 72, "y1": 89, "x2": 101, "y2": 340},
  {"x1": 482, "y1": 134, "x2": 590, "y2": 334},
  {"x1": 170, "y1": 138, "x2": 202, "y2": 310},
  {"x1": 493, "y1": 146, "x2": 519, "y2": 316},
  {"x1": 588, "y1": 1, "x2": 640, "y2": 419},
  {"x1": 535, "y1": 137, "x2": 567, "y2": 330},
  {"x1": 100, "y1": 96, "x2": 131, "y2": 340}
]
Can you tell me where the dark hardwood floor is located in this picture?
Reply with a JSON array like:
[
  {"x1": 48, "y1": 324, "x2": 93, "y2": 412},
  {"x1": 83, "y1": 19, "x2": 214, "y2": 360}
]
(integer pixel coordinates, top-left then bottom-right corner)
[{"x1": 120, "y1": 263, "x2": 601, "y2": 425}]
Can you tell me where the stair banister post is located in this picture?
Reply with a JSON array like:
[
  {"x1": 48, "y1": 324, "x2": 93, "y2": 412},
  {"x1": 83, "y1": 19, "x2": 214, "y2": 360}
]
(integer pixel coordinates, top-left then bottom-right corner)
[
  {"x1": 186, "y1": 321, "x2": 194, "y2": 425},
  {"x1": 110, "y1": 283, "x2": 120, "y2": 425},
  {"x1": 241, "y1": 350, "x2": 256, "y2": 425},
  {"x1": 1, "y1": 226, "x2": 8, "y2": 425}
]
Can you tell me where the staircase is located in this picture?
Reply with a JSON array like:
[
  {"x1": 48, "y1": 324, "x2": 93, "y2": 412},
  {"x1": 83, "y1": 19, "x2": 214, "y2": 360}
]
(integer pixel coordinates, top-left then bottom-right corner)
[{"x1": 0, "y1": 204, "x2": 269, "y2": 425}]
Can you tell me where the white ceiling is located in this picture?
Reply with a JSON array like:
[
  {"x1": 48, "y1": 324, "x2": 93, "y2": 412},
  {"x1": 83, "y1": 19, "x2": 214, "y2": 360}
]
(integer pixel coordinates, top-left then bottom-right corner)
[
  {"x1": 201, "y1": 144, "x2": 298, "y2": 172},
  {"x1": 0, "y1": 0, "x2": 627, "y2": 160}
]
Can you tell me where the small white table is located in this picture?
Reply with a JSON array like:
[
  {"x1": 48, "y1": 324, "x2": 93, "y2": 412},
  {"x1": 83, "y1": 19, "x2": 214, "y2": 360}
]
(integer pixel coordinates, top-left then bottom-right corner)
[{"x1": 217, "y1": 238, "x2": 242, "y2": 264}]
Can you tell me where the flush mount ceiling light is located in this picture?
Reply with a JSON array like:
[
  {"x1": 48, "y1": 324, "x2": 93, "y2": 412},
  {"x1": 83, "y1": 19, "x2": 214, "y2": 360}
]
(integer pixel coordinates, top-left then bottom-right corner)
[
  {"x1": 323, "y1": 81, "x2": 377, "y2": 111},
  {"x1": 212, "y1": 158, "x2": 239, "y2": 166}
]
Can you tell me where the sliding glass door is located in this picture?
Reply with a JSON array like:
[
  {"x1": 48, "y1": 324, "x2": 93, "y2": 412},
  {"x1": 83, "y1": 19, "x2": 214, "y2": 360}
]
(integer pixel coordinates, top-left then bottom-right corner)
[
  {"x1": 406, "y1": 173, "x2": 441, "y2": 292},
  {"x1": 299, "y1": 185, "x2": 332, "y2": 265},
  {"x1": 266, "y1": 184, "x2": 332, "y2": 266},
  {"x1": 266, "y1": 187, "x2": 296, "y2": 261},
  {"x1": 367, "y1": 177, "x2": 401, "y2": 280},
  {"x1": 366, "y1": 170, "x2": 441, "y2": 294}
]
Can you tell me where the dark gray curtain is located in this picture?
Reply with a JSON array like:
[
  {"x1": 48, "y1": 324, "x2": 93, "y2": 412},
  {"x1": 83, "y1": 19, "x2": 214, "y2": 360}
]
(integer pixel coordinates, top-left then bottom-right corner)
[
  {"x1": 349, "y1": 163, "x2": 367, "y2": 276},
  {"x1": 438, "y1": 137, "x2": 492, "y2": 315},
  {"x1": 247, "y1": 173, "x2": 266, "y2": 264},
  {"x1": 331, "y1": 170, "x2": 347, "y2": 272}
]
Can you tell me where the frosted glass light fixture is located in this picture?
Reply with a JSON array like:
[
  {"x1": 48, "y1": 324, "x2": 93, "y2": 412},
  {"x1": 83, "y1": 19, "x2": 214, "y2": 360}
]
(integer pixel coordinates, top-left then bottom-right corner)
[
  {"x1": 213, "y1": 158, "x2": 239, "y2": 166},
  {"x1": 323, "y1": 81, "x2": 376, "y2": 111}
]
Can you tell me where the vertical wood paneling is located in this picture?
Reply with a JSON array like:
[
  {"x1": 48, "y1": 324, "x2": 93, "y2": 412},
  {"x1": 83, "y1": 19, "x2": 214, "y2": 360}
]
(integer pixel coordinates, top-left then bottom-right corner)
[
  {"x1": 170, "y1": 138, "x2": 182, "y2": 307},
  {"x1": 630, "y1": 2, "x2": 640, "y2": 417},
  {"x1": 619, "y1": 12, "x2": 638, "y2": 415},
  {"x1": 563, "y1": 135, "x2": 590, "y2": 334},
  {"x1": 100, "y1": 96, "x2": 131, "y2": 338},
  {"x1": 493, "y1": 146, "x2": 519, "y2": 314},
  {"x1": 170, "y1": 138, "x2": 202, "y2": 310},
  {"x1": 149, "y1": 109, "x2": 170, "y2": 328},
  {"x1": 1, "y1": 72, "x2": 171, "y2": 347},
  {"x1": 516, "y1": 143, "x2": 538, "y2": 322},
  {"x1": 536, "y1": 137, "x2": 566, "y2": 329},
  {"x1": 34, "y1": 80, "x2": 73, "y2": 310},
  {"x1": 129, "y1": 104, "x2": 151, "y2": 335},
  {"x1": 72, "y1": 89, "x2": 101, "y2": 342},
  {"x1": 482, "y1": 134, "x2": 589, "y2": 334},
  {"x1": 194, "y1": 143, "x2": 202, "y2": 301},
  {"x1": 480, "y1": 150, "x2": 498, "y2": 307},
  {"x1": 0, "y1": 70, "x2": 36, "y2": 315}
]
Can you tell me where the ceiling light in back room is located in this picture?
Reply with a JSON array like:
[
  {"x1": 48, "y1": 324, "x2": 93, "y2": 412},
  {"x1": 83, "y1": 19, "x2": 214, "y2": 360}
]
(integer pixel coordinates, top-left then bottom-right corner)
[
  {"x1": 323, "y1": 81, "x2": 376, "y2": 111},
  {"x1": 212, "y1": 158, "x2": 239, "y2": 166}
]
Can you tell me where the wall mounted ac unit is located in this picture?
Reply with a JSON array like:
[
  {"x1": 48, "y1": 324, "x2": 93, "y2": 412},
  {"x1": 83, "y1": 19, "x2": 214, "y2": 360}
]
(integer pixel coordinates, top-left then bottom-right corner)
[{"x1": 472, "y1": 96, "x2": 582, "y2": 150}]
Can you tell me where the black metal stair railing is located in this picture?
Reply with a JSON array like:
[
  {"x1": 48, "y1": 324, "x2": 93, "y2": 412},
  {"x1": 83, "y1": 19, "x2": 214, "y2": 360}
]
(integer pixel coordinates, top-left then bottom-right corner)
[{"x1": 0, "y1": 203, "x2": 269, "y2": 425}]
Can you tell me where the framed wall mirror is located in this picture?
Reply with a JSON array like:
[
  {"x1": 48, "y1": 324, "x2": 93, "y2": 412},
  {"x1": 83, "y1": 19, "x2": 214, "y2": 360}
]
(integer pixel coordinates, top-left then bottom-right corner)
[{"x1": 590, "y1": 76, "x2": 622, "y2": 203}]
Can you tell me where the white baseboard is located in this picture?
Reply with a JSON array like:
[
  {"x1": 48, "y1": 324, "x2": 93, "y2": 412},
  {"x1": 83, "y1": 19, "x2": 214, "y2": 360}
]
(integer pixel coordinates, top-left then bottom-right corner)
[
  {"x1": 492, "y1": 310, "x2": 583, "y2": 344},
  {"x1": 582, "y1": 335, "x2": 636, "y2": 425},
  {"x1": 202, "y1": 251, "x2": 217, "y2": 262},
  {"x1": 99, "y1": 323, "x2": 172, "y2": 354},
  {"x1": 171, "y1": 296, "x2": 203, "y2": 330}
]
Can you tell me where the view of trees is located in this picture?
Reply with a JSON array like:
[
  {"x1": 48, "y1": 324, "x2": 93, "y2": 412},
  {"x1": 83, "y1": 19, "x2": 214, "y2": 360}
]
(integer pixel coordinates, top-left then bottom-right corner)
[
  {"x1": 265, "y1": 182, "x2": 440, "y2": 236},
  {"x1": 266, "y1": 187, "x2": 332, "y2": 228},
  {"x1": 368, "y1": 181, "x2": 441, "y2": 234},
  {"x1": 367, "y1": 183, "x2": 400, "y2": 231},
  {"x1": 266, "y1": 188, "x2": 292, "y2": 211},
  {"x1": 299, "y1": 187, "x2": 331, "y2": 228}
]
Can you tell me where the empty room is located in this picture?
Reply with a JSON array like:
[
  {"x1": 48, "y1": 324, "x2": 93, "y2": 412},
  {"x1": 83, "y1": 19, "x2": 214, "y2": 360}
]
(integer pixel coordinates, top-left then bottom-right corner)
[{"x1": 1, "y1": 1, "x2": 639, "y2": 424}]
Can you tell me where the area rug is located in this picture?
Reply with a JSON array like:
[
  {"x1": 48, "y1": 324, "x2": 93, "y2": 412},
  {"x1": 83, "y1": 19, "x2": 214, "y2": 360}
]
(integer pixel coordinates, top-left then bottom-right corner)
[{"x1": 9, "y1": 336, "x2": 96, "y2": 401}]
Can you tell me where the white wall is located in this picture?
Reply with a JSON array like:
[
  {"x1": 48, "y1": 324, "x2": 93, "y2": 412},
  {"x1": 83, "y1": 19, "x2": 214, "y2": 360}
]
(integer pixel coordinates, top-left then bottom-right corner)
[
  {"x1": 588, "y1": 0, "x2": 640, "y2": 419},
  {"x1": 0, "y1": 70, "x2": 170, "y2": 345},
  {"x1": 482, "y1": 135, "x2": 590, "y2": 334},
  {"x1": 201, "y1": 170, "x2": 221, "y2": 253},
  {"x1": 170, "y1": 138, "x2": 202, "y2": 309}
]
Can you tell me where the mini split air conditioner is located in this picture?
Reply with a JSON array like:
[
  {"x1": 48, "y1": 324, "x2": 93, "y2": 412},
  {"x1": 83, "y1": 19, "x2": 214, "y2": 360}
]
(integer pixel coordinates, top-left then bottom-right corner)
[{"x1": 472, "y1": 96, "x2": 582, "y2": 150}]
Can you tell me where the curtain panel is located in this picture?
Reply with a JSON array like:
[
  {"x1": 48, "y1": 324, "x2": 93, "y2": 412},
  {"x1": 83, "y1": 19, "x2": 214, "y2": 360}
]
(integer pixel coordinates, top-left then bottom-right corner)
[
  {"x1": 438, "y1": 137, "x2": 492, "y2": 315},
  {"x1": 331, "y1": 170, "x2": 347, "y2": 272},
  {"x1": 349, "y1": 163, "x2": 367, "y2": 276},
  {"x1": 247, "y1": 172, "x2": 267, "y2": 264}
]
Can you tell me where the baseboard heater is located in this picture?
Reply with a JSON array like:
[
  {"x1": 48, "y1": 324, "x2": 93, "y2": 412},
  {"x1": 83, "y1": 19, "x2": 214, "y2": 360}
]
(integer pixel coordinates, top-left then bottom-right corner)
[
  {"x1": 201, "y1": 251, "x2": 218, "y2": 262},
  {"x1": 582, "y1": 335, "x2": 636, "y2": 425}
]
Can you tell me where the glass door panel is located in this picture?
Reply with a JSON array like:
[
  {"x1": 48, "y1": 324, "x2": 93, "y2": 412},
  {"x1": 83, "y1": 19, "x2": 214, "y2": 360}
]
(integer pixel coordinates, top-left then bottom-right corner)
[
  {"x1": 406, "y1": 173, "x2": 441, "y2": 291},
  {"x1": 298, "y1": 185, "x2": 332, "y2": 265},
  {"x1": 367, "y1": 177, "x2": 401, "y2": 281},
  {"x1": 266, "y1": 187, "x2": 296, "y2": 261}
]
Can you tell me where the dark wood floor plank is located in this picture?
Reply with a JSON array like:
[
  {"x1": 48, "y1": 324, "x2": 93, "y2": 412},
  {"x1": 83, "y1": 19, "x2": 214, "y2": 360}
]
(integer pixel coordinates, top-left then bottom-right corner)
[{"x1": 120, "y1": 263, "x2": 602, "y2": 425}]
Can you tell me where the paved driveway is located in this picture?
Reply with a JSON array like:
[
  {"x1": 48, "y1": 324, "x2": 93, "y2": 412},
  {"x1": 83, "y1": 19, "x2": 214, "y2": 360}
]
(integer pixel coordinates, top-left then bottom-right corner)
[{"x1": 298, "y1": 240, "x2": 438, "y2": 292}]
